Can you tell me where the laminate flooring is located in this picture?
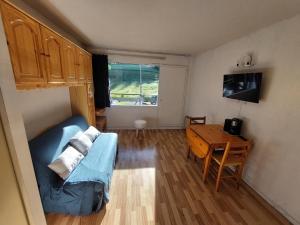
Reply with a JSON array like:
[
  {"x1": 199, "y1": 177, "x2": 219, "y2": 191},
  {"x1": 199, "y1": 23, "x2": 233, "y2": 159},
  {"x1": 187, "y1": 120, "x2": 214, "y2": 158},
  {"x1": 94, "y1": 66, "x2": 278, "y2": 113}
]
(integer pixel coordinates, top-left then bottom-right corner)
[{"x1": 46, "y1": 130, "x2": 286, "y2": 225}]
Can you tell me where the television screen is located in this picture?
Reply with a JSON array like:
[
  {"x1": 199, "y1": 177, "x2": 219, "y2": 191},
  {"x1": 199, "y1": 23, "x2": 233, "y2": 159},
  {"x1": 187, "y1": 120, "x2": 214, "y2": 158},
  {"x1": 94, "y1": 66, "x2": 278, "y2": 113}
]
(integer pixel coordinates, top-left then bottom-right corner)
[{"x1": 223, "y1": 73, "x2": 262, "y2": 103}]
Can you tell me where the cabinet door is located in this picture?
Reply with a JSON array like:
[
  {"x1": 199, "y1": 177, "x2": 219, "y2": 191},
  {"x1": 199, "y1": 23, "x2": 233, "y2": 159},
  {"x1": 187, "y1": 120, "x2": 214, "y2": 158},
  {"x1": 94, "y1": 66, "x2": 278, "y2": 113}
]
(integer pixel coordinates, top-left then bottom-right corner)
[
  {"x1": 76, "y1": 48, "x2": 86, "y2": 83},
  {"x1": 0, "y1": 2, "x2": 46, "y2": 86},
  {"x1": 86, "y1": 54, "x2": 93, "y2": 82},
  {"x1": 87, "y1": 83, "x2": 96, "y2": 126},
  {"x1": 62, "y1": 40, "x2": 77, "y2": 84},
  {"x1": 40, "y1": 26, "x2": 65, "y2": 84}
]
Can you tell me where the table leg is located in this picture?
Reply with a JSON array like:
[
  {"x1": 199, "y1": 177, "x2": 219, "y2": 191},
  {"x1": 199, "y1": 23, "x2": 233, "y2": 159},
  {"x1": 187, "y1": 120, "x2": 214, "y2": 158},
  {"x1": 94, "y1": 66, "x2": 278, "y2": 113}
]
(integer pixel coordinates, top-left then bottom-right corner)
[
  {"x1": 186, "y1": 146, "x2": 191, "y2": 159},
  {"x1": 203, "y1": 148, "x2": 213, "y2": 182}
]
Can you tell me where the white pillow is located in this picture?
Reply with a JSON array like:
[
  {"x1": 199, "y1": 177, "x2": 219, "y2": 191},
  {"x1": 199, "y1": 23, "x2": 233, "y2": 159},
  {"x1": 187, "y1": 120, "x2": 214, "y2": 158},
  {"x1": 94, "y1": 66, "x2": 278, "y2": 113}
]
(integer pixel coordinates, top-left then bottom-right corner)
[
  {"x1": 69, "y1": 131, "x2": 93, "y2": 155},
  {"x1": 84, "y1": 126, "x2": 101, "y2": 142},
  {"x1": 48, "y1": 146, "x2": 84, "y2": 180}
]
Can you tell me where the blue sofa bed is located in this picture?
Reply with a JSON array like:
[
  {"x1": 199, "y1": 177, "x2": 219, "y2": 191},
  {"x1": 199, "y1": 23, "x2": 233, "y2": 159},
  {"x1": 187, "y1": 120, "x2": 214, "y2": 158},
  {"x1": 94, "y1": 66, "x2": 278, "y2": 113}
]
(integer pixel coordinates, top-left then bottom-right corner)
[{"x1": 29, "y1": 116, "x2": 118, "y2": 215}]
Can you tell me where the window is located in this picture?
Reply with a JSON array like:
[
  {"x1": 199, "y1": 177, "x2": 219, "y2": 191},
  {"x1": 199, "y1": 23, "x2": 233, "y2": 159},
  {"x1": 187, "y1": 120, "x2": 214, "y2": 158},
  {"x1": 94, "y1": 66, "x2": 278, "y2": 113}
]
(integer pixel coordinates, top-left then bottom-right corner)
[{"x1": 108, "y1": 63, "x2": 159, "y2": 106}]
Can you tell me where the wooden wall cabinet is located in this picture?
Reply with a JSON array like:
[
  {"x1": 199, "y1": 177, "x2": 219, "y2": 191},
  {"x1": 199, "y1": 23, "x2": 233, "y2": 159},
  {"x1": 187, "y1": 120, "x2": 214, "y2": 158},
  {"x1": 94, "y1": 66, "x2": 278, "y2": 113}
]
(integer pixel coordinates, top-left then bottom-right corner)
[
  {"x1": 40, "y1": 26, "x2": 65, "y2": 84},
  {"x1": 0, "y1": 0, "x2": 93, "y2": 88},
  {"x1": 62, "y1": 40, "x2": 78, "y2": 85},
  {"x1": 0, "y1": 1, "x2": 46, "y2": 88},
  {"x1": 69, "y1": 53, "x2": 95, "y2": 126},
  {"x1": 76, "y1": 48, "x2": 86, "y2": 83},
  {"x1": 69, "y1": 82, "x2": 96, "y2": 126},
  {"x1": 87, "y1": 82, "x2": 96, "y2": 125},
  {"x1": 86, "y1": 54, "x2": 93, "y2": 82}
]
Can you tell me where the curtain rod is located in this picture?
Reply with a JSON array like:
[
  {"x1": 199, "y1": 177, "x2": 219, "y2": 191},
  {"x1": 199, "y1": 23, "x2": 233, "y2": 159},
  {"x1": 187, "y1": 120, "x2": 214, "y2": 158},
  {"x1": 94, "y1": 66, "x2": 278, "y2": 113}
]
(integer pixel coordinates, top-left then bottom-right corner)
[{"x1": 107, "y1": 52, "x2": 167, "y2": 60}]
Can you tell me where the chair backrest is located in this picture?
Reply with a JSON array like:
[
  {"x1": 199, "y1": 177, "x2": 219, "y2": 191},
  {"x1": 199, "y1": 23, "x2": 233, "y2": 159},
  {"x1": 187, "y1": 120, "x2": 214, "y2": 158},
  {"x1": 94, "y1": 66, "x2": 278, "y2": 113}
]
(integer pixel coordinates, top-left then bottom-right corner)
[
  {"x1": 220, "y1": 142, "x2": 250, "y2": 166},
  {"x1": 185, "y1": 116, "x2": 206, "y2": 127}
]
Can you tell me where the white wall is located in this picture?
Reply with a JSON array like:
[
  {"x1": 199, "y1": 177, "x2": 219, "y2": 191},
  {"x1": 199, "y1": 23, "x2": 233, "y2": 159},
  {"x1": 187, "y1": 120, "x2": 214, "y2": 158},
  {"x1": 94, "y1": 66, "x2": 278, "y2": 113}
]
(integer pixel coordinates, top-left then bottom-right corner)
[
  {"x1": 17, "y1": 88, "x2": 72, "y2": 140},
  {"x1": 0, "y1": 118, "x2": 28, "y2": 225},
  {"x1": 91, "y1": 50, "x2": 190, "y2": 129},
  {"x1": 106, "y1": 106, "x2": 158, "y2": 129},
  {"x1": 187, "y1": 15, "x2": 300, "y2": 224}
]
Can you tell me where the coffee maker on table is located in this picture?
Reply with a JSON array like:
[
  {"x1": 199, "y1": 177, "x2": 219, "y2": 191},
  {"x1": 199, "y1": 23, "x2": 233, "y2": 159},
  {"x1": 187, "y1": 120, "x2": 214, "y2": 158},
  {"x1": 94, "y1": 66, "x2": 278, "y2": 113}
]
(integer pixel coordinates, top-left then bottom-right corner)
[{"x1": 224, "y1": 118, "x2": 243, "y2": 136}]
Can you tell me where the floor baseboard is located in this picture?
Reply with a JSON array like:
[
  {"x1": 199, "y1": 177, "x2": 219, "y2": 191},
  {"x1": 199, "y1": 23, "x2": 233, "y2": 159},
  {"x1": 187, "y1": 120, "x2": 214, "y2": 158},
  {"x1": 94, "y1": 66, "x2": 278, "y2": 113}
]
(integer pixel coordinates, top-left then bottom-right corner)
[
  {"x1": 241, "y1": 180, "x2": 293, "y2": 225},
  {"x1": 107, "y1": 127, "x2": 185, "y2": 130}
]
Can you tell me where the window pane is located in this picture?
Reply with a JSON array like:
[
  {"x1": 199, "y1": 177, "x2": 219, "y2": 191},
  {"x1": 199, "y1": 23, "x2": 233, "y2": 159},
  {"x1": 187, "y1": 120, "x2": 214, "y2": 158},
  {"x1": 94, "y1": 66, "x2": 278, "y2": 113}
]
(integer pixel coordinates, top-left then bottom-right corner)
[
  {"x1": 108, "y1": 63, "x2": 160, "y2": 106},
  {"x1": 141, "y1": 65, "x2": 159, "y2": 105},
  {"x1": 109, "y1": 63, "x2": 141, "y2": 105}
]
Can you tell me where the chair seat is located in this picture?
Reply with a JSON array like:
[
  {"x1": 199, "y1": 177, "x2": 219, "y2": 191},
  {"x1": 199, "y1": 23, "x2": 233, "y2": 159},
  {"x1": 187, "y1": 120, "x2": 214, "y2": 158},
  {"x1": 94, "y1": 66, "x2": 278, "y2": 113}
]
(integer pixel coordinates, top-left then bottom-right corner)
[
  {"x1": 212, "y1": 153, "x2": 243, "y2": 166},
  {"x1": 134, "y1": 120, "x2": 147, "y2": 129}
]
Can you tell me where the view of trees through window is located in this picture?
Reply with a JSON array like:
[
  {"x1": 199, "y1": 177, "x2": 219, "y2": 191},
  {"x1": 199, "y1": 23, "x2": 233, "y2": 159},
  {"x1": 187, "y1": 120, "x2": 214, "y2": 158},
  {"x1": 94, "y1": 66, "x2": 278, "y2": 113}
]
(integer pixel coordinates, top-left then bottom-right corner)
[{"x1": 108, "y1": 63, "x2": 159, "y2": 106}]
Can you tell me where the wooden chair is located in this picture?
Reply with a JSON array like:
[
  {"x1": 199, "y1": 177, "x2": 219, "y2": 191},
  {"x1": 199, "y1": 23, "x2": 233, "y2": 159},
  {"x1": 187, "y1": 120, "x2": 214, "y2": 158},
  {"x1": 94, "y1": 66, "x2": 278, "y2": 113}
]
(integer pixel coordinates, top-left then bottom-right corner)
[
  {"x1": 185, "y1": 116, "x2": 206, "y2": 127},
  {"x1": 211, "y1": 141, "x2": 250, "y2": 191},
  {"x1": 185, "y1": 116, "x2": 206, "y2": 160}
]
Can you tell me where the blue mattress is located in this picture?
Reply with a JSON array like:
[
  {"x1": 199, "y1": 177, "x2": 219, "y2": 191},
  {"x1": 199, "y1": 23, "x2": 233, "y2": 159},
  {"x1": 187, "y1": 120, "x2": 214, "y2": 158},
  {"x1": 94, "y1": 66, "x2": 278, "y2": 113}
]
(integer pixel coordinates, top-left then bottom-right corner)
[{"x1": 29, "y1": 116, "x2": 118, "y2": 215}]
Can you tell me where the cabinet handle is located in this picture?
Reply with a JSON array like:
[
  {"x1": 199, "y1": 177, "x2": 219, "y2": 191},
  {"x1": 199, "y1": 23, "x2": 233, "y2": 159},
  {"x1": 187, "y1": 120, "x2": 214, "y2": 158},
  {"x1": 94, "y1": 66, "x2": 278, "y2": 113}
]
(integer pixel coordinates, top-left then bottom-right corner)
[{"x1": 40, "y1": 53, "x2": 50, "y2": 57}]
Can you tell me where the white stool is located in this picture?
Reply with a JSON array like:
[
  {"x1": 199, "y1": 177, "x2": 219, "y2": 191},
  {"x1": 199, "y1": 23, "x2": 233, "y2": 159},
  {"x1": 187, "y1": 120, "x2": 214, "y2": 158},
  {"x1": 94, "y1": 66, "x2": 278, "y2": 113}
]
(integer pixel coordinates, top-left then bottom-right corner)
[{"x1": 134, "y1": 120, "x2": 147, "y2": 138}]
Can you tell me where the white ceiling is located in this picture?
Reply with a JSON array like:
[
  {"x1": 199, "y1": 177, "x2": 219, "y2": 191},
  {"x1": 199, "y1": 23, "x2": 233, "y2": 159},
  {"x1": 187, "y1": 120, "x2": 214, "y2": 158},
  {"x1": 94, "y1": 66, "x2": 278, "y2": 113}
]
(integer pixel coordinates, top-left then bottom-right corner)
[{"x1": 23, "y1": 0, "x2": 300, "y2": 55}]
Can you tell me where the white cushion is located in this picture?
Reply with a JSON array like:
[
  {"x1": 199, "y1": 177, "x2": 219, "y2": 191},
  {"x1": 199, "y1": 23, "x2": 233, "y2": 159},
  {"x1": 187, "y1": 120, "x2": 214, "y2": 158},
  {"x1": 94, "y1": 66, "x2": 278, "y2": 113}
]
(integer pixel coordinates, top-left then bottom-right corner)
[
  {"x1": 84, "y1": 126, "x2": 101, "y2": 142},
  {"x1": 48, "y1": 146, "x2": 84, "y2": 180},
  {"x1": 69, "y1": 131, "x2": 93, "y2": 155}
]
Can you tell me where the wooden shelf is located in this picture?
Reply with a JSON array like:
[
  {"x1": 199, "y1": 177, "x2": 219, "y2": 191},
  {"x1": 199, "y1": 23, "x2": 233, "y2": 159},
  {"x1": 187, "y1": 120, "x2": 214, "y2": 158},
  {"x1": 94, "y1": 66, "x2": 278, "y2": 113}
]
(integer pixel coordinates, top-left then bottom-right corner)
[{"x1": 96, "y1": 116, "x2": 107, "y2": 131}]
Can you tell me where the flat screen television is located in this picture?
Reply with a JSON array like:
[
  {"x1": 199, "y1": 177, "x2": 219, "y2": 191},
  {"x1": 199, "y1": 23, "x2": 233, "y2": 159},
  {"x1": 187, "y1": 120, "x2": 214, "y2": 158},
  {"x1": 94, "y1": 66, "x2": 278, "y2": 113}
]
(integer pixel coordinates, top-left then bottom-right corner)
[{"x1": 223, "y1": 73, "x2": 262, "y2": 103}]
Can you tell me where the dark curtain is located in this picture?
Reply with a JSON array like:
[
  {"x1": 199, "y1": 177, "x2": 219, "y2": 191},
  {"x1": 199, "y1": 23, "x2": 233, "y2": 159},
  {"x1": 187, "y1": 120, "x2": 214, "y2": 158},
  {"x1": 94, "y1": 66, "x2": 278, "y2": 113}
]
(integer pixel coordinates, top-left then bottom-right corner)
[{"x1": 92, "y1": 54, "x2": 110, "y2": 108}]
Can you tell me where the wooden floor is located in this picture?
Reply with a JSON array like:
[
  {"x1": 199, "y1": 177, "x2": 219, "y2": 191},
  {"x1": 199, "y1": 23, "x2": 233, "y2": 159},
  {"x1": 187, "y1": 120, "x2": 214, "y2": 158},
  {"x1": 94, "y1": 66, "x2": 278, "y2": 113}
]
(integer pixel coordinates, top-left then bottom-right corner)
[{"x1": 46, "y1": 130, "x2": 285, "y2": 225}]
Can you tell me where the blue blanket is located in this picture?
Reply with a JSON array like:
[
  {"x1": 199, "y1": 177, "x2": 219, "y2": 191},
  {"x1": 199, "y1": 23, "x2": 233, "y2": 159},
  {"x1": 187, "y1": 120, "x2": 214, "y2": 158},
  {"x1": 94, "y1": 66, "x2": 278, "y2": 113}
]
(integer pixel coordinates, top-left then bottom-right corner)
[{"x1": 29, "y1": 116, "x2": 118, "y2": 215}]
